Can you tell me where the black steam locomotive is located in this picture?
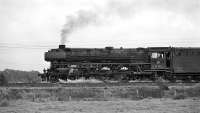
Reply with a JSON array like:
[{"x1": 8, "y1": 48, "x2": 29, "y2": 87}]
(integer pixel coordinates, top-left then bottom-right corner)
[{"x1": 39, "y1": 45, "x2": 200, "y2": 82}]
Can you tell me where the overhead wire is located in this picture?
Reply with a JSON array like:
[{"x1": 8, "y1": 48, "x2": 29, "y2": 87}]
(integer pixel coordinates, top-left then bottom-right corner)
[
  {"x1": 0, "y1": 43, "x2": 57, "y2": 49},
  {"x1": 0, "y1": 41, "x2": 200, "y2": 49}
]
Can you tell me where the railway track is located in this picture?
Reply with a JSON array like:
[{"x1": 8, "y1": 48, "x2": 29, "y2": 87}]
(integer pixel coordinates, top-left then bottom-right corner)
[{"x1": 1, "y1": 82, "x2": 198, "y2": 87}]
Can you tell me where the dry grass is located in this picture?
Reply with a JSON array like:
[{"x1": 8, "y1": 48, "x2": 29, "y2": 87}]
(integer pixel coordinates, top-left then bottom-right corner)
[
  {"x1": 0, "y1": 86, "x2": 175, "y2": 102},
  {"x1": 1, "y1": 98, "x2": 200, "y2": 113},
  {"x1": 0, "y1": 83, "x2": 200, "y2": 103}
]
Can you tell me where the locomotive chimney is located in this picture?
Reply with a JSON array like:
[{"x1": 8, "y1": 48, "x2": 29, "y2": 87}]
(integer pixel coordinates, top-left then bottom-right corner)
[{"x1": 59, "y1": 45, "x2": 65, "y2": 49}]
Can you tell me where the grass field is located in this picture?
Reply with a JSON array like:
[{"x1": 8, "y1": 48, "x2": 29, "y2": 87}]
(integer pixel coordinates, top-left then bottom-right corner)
[
  {"x1": 0, "y1": 98, "x2": 200, "y2": 113},
  {"x1": 0, "y1": 83, "x2": 200, "y2": 113}
]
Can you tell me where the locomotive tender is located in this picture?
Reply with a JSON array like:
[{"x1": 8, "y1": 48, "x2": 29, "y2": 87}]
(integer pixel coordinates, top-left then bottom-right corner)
[{"x1": 40, "y1": 45, "x2": 200, "y2": 82}]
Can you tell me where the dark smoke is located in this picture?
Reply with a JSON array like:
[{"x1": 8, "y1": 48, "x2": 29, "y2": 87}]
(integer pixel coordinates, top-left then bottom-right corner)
[
  {"x1": 60, "y1": 0, "x2": 199, "y2": 45},
  {"x1": 60, "y1": 1, "x2": 136, "y2": 45},
  {"x1": 60, "y1": 10, "x2": 98, "y2": 45}
]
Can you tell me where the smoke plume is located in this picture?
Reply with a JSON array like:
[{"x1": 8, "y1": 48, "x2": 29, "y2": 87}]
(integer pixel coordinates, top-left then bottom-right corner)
[
  {"x1": 60, "y1": 10, "x2": 98, "y2": 45},
  {"x1": 60, "y1": 0, "x2": 200, "y2": 45},
  {"x1": 60, "y1": 0, "x2": 136, "y2": 45}
]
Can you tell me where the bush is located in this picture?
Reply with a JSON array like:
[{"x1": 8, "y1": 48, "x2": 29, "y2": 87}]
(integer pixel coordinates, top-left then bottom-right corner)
[
  {"x1": 7, "y1": 89, "x2": 23, "y2": 100},
  {"x1": 184, "y1": 83, "x2": 200, "y2": 97},
  {"x1": 0, "y1": 73, "x2": 8, "y2": 86},
  {"x1": 0, "y1": 99, "x2": 9, "y2": 107},
  {"x1": 56, "y1": 88, "x2": 71, "y2": 101},
  {"x1": 2, "y1": 69, "x2": 41, "y2": 83},
  {"x1": 173, "y1": 93, "x2": 185, "y2": 100},
  {"x1": 192, "y1": 83, "x2": 200, "y2": 89},
  {"x1": 156, "y1": 77, "x2": 169, "y2": 90}
]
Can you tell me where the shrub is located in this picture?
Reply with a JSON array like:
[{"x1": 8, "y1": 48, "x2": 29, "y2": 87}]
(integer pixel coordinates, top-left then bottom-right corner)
[
  {"x1": 2, "y1": 69, "x2": 41, "y2": 83},
  {"x1": 56, "y1": 88, "x2": 70, "y2": 101},
  {"x1": 184, "y1": 83, "x2": 200, "y2": 97},
  {"x1": 173, "y1": 93, "x2": 185, "y2": 100},
  {"x1": 0, "y1": 99, "x2": 9, "y2": 107},
  {"x1": 192, "y1": 83, "x2": 200, "y2": 89},
  {"x1": 8, "y1": 89, "x2": 23, "y2": 100},
  {"x1": 156, "y1": 77, "x2": 169, "y2": 90},
  {"x1": 0, "y1": 73, "x2": 8, "y2": 86}
]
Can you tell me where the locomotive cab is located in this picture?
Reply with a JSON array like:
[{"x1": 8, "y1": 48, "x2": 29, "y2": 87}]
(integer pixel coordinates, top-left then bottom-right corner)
[
  {"x1": 148, "y1": 47, "x2": 172, "y2": 80},
  {"x1": 150, "y1": 51, "x2": 171, "y2": 69},
  {"x1": 149, "y1": 47, "x2": 171, "y2": 70}
]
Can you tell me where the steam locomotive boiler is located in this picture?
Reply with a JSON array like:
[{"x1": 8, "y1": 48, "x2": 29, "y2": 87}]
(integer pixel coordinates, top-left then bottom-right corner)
[{"x1": 40, "y1": 45, "x2": 200, "y2": 82}]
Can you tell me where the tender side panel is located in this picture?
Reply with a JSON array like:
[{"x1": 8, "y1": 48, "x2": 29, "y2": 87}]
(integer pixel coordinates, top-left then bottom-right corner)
[{"x1": 173, "y1": 48, "x2": 200, "y2": 73}]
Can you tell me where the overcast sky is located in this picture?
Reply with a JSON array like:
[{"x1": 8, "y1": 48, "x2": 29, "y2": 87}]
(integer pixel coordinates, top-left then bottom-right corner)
[{"x1": 0, "y1": 0, "x2": 200, "y2": 72}]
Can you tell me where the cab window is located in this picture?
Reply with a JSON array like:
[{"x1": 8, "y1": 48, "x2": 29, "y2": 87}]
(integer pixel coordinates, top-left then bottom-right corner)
[{"x1": 151, "y1": 52, "x2": 164, "y2": 59}]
